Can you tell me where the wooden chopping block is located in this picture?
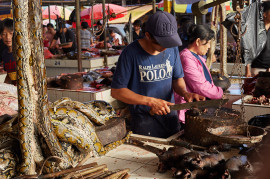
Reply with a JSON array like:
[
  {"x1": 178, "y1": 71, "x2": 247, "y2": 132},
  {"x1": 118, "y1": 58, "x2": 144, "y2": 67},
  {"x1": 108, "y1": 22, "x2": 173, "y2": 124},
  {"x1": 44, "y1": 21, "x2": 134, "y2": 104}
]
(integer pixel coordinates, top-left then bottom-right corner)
[{"x1": 95, "y1": 117, "x2": 127, "y2": 146}]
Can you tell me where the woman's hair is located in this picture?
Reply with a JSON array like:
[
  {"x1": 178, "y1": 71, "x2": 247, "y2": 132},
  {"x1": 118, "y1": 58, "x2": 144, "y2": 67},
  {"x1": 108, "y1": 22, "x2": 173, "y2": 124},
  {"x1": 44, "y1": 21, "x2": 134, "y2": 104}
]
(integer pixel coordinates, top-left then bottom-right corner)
[
  {"x1": 187, "y1": 24, "x2": 215, "y2": 45},
  {"x1": 262, "y1": 1, "x2": 270, "y2": 13}
]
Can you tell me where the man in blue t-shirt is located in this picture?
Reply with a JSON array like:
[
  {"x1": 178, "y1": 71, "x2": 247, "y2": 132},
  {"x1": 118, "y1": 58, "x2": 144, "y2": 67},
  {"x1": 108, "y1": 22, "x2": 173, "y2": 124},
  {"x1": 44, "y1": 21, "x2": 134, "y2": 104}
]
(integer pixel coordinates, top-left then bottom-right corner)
[{"x1": 111, "y1": 11, "x2": 205, "y2": 138}]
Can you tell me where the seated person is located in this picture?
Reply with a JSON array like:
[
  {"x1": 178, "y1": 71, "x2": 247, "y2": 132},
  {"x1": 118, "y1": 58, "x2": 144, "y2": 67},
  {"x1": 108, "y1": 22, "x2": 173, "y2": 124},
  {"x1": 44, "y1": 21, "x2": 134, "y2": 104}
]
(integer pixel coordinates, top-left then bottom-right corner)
[
  {"x1": 174, "y1": 24, "x2": 223, "y2": 125},
  {"x1": 80, "y1": 22, "x2": 92, "y2": 50},
  {"x1": 109, "y1": 29, "x2": 122, "y2": 46},
  {"x1": 50, "y1": 22, "x2": 77, "y2": 54},
  {"x1": 0, "y1": 18, "x2": 16, "y2": 85},
  {"x1": 132, "y1": 19, "x2": 143, "y2": 41},
  {"x1": 43, "y1": 25, "x2": 50, "y2": 48},
  {"x1": 47, "y1": 23, "x2": 60, "y2": 54}
]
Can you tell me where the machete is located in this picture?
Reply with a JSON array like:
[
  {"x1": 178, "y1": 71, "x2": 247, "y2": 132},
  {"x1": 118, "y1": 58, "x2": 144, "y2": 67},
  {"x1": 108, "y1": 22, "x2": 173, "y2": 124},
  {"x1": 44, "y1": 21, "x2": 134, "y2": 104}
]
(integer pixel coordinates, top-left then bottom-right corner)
[{"x1": 170, "y1": 99, "x2": 229, "y2": 111}]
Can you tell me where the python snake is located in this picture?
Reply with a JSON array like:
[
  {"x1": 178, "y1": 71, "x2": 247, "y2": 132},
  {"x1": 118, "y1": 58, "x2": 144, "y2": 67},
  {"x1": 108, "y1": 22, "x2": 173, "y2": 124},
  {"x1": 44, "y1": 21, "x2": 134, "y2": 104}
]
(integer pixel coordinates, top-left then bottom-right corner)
[
  {"x1": 13, "y1": 0, "x2": 71, "y2": 175},
  {"x1": 52, "y1": 97, "x2": 116, "y2": 125},
  {"x1": 10, "y1": 0, "x2": 130, "y2": 177}
]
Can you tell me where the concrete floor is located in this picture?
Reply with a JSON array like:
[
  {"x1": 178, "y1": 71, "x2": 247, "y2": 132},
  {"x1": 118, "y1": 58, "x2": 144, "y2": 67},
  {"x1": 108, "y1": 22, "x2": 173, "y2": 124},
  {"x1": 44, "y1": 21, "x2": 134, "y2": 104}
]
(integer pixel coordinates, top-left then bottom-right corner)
[{"x1": 87, "y1": 143, "x2": 173, "y2": 179}]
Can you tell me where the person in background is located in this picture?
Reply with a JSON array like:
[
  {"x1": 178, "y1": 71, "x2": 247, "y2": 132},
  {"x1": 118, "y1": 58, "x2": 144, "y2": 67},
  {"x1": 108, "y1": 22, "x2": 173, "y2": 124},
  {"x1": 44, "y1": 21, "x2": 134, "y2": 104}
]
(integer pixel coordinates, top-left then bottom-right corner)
[
  {"x1": 178, "y1": 16, "x2": 194, "y2": 52},
  {"x1": 51, "y1": 22, "x2": 77, "y2": 54},
  {"x1": 65, "y1": 20, "x2": 73, "y2": 29},
  {"x1": 43, "y1": 25, "x2": 50, "y2": 48},
  {"x1": 0, "y1": 18, "x2": 16, "y2": 85},
  {"x1": 174, "y1": 24, "x2": 223, "y2": 127},
  {"x1": 80, "y1": 22, "x2": 92, "y2": 51},
  {"x1": 96, "y1": 20, "x2": 105, "y2": 42},
  {"x1": 246, "y1": 1, "x2": 270, "y2": 77},
  {"x1": 47, "y1": 23, "x2": 61, "y2": 54},
  {"x1": 111, "y1": 11, "x2": 205, "y2": 138},
  {"x1": 0, "y1": 20, "x2": 6, "y2": 65},
  {"x1": 133, "y1": 19, "x2": 143, "y2": 41},
  {"x1": 109, "y1": 29, "x2": 122, "y2": 46}
]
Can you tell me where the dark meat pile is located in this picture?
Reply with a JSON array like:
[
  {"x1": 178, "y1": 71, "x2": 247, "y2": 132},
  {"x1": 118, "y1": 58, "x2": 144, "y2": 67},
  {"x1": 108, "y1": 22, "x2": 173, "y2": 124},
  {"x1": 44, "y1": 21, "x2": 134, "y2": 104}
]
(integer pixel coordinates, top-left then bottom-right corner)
[
  {"x1": 130, "y1": 139, "x2": 258, "y2": 179},
  {"x1": 244, "y1": 95, "x2": 270, "y2": 106}
]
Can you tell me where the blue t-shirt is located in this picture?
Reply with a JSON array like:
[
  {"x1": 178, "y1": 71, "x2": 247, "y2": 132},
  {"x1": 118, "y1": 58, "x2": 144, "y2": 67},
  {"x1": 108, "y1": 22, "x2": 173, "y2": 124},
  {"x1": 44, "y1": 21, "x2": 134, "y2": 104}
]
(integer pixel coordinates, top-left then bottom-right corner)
[{"x1": 111, "y1": 40, "x2": 184, "y2": 138}]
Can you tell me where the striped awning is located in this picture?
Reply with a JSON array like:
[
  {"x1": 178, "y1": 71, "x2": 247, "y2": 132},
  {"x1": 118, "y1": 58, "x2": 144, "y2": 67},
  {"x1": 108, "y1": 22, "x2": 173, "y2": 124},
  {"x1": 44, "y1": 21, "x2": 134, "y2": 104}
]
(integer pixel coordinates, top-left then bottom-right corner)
[
  {"x1": 158, "y1": 0, "x2": 233, "y2": 13},
  {"x1": 0, "y1": 2, "x2": 12, "y2": 19}
]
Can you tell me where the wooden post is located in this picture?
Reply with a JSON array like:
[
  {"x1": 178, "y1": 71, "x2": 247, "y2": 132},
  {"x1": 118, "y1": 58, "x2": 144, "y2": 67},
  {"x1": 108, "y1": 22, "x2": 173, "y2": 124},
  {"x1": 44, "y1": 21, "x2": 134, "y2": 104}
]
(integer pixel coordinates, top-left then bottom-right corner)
[
  {"x1": 62, "y1": 2, "x2": 65, "y2": 21},
  {"x1": 122, "y1": 0, "x2": 126, "y2": 7},
  {"x1": 171, "y1": 0, "x2": 175, "y2": 16},
  {"x1": 152, "y1": 0, "x2": 156, "y2": 13},
  {"x1": 102, "y1": 0, "x2": 108, "y2": 67},
  {"x1": 48, "y1": 4, "x2": 51, "y2": 23},
  {"x1": 220, "y1": 3, "x2": 228, "y2": 77},
  {"x1": 75, "y1": 0, "x2": 82, "y2": 72}
]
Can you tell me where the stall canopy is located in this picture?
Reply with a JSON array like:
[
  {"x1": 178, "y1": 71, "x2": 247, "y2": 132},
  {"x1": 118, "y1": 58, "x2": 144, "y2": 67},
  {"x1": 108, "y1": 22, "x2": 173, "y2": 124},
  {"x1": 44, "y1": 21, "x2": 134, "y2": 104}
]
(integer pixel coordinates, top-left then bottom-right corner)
[
  {"x1": 0, "y1": 2, "x2": 12, "y2": 19},
  {"x1": 42, "y1": 5, "x2": 72, "y2": 20},
  {"x1": 158, "y1": 0, "x2": 232, "y2": 13},
  {"x1": 81, "y1": 4, "x2": 127, "y2": 21},
  {"x1": 109, "y1": 5, "x2": 153, "y2": 24}
]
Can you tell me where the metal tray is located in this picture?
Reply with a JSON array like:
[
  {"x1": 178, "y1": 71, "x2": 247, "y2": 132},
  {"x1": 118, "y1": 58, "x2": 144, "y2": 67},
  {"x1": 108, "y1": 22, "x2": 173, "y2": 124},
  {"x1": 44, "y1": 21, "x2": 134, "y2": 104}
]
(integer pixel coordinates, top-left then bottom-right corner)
[{"x1": 207, "y1": 125, "x2": 266, "y2": 145}]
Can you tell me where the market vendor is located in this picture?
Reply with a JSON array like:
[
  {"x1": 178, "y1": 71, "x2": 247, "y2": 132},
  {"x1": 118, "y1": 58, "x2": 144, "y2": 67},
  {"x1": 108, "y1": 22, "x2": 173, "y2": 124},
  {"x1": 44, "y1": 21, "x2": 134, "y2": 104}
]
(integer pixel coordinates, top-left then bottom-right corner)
[
  {"x1": 111, "y1": 11, "x2": 205, "y2": 138},
  {"x1": 51, "y1": 22, "x2": 77, "y2": 54},
  {"x1": 0, "y1": 18, "x2": 16, "y2": 85},
  {"x1": 246, "y1": 1, "x2": 270, "y2": 77},
  {"x1": 109, "y1": 29, "x2": 123, "y2": 46},
  {"x1": 174, "y1": 24, "x2": 223, "y2": 126},
  {"x1": 96, "y1": 20, "x2": 105, "y2": 42}
]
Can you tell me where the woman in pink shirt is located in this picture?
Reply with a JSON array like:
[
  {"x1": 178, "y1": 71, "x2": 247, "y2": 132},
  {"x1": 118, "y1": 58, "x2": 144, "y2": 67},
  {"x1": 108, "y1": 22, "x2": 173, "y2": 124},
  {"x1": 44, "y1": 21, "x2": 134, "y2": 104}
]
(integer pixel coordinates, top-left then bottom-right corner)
[{"x1": 175, "y1": 24, "x2": 223, "y2": 125}]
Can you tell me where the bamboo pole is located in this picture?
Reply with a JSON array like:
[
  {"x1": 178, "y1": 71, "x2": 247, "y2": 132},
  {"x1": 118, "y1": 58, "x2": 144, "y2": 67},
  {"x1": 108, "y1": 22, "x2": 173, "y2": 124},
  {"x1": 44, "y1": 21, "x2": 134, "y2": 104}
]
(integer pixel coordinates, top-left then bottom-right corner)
[
  {"x1": 48, "y1": 4, "x2": 51, "y2": 23},
  {"x1": 83, "y1": 168, "x2": 108, "y2": 179},
  {"x1": 40, "y1": 163, "x2": 98, "y2": 178},
  {"x1": 102, "y1": 0, "x2": 108, "y2": 67},
  {"x1": 72, "y1": 164, "x2": 107, "y2": 178},
  {"x1": 104, "y1": 169, "x2": 130, "y2": 179},
  {"x1": 75, "y1": 0, "x2": 82, "y2": 72},
  {"x1": 122, "y1": 173, "x2": 130, "y2": 179},
  {"x1": 220, "y1": 2, "x2": 228, "y2": 77},
  {"x1": 62, "y1": 152, "x2": 95, "y2": 179},
  {"x1": 15, "y1": 163, "x2": 97, "y2": 179},
  {"x1": 152, "y1": 0, "x2": 156, "y2": 13}
]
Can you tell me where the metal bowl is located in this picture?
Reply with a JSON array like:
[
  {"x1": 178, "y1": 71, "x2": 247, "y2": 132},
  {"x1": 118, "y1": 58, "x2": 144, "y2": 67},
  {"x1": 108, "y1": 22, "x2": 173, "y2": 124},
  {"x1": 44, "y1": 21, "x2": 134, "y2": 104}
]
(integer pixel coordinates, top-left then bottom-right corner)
[{"x1": 207, "y1": 125, "x2": 267, "y2": 145}]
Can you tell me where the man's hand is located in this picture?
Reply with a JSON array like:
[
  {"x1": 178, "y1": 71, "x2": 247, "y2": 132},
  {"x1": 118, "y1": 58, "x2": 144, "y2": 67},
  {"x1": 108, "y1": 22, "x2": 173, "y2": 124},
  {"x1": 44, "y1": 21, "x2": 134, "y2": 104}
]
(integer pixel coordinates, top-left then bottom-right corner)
[
  {"x1": 148, "y1": 97, "x2": 174, "y2": 116},
  {"x1": 183, "y1": 92, "x2": 205, "y2": 103}
]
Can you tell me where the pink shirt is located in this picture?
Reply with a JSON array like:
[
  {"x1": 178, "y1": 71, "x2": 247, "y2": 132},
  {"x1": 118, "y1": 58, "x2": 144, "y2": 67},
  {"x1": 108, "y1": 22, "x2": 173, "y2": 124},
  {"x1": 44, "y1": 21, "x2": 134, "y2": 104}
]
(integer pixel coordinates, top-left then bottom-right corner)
[{"x1": 174, "y1": 48, "x2": 223, "y2": 123}]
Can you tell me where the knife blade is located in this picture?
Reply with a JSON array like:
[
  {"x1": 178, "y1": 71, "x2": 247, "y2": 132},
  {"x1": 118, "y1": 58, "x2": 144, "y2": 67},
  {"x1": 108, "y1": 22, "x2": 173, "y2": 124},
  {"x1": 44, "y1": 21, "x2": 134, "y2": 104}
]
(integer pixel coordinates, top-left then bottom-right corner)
[{"x1": 170, "y1": 99, "x2": 229, "y2": 111}]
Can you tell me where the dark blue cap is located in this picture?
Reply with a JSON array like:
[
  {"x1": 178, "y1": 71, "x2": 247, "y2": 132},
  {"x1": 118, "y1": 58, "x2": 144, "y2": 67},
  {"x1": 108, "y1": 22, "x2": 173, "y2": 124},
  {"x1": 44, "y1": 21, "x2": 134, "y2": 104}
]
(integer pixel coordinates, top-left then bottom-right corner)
[{"x1": 145, "y1": 11, "x2": 182, "y2": 48}]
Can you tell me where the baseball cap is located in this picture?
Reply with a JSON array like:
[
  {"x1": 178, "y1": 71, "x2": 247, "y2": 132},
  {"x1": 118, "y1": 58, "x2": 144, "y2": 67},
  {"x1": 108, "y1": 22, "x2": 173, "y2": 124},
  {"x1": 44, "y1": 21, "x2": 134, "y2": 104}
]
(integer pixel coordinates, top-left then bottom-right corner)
[{"x1": 145, "y1": 11, "x2": 182, "y2": 48}]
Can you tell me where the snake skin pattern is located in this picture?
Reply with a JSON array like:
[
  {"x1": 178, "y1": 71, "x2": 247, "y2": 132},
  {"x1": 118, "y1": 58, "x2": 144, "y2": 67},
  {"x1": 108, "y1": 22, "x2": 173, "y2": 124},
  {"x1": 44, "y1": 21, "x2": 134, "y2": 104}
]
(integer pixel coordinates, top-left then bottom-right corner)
[
  {"x1": 12, "y1": 0, "x2": 71, "y2": 175},
  {"x1": 9, "y1": 0, "x2": 131, "y2": 177},
  {"x1": 0, "y1": 149, "x2": 17, "y2": 179},
  {"x1": 13, "y1": 0, "x2": 38, "y2": 174},
  {"x1": 52, "y1": 97, "x2": 116, "y2": 125}
]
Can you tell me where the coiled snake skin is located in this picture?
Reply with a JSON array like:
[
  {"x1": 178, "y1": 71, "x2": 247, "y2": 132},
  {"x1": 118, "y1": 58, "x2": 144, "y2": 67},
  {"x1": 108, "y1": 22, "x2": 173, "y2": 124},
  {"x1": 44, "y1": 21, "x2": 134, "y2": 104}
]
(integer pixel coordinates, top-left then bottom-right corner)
[
  {"x1": 10, "y1": 0, "x2": 131, "y2": 177},
  {"x1": 12, "y1": 0, "x2": 71, "y2": 175}
]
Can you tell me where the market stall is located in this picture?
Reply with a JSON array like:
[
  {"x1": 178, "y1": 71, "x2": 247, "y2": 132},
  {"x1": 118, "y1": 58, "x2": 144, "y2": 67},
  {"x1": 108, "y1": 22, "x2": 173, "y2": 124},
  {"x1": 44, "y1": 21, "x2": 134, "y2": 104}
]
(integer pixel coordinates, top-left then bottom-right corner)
[
  {"x1": 1, "y1": 0, "x2": 270, "y2": 179},
  {"x1": 45, "y1": 56, "x2": 119, "y2": 77}
]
